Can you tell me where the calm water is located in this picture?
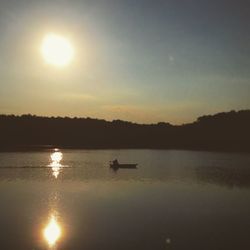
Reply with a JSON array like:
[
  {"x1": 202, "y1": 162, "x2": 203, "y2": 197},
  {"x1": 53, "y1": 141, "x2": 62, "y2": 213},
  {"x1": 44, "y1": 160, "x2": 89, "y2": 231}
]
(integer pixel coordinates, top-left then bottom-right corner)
[{"x1": 1, "y1": 149, "x2": 250, "y2": 250}]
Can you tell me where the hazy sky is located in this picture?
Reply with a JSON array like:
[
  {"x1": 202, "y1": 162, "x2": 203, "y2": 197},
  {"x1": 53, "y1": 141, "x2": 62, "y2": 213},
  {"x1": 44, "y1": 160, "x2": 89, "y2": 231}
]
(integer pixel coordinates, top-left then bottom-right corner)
[{"x1": 0, "y1": 0, "x2": 250, "y2": 124}]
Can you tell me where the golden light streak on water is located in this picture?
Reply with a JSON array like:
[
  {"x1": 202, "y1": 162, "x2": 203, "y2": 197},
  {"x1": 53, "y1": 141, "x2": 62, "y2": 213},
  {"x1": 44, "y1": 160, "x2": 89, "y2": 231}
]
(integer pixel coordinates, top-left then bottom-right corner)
[
  {"x1": 49, "y1": 150, "x2": 63, "y2": 179},
  {"x1": 43, "y1": 214, "x2": 62, "y2": 247}
]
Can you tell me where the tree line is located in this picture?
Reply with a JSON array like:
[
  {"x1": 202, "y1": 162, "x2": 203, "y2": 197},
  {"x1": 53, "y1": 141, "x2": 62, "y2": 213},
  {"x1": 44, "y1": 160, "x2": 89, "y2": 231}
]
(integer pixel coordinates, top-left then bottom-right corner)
[{"x1": 0, "y1": 110, "x2": 249, "y2": 151}]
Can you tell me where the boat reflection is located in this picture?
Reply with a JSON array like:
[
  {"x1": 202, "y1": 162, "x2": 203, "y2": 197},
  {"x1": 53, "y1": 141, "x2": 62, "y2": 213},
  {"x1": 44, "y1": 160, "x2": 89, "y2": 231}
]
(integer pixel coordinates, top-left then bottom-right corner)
[
  {"x1": 43, "y1": 213, "x2": 62, "y2": 248},
  {"x1": 49, "y1": 150, "x2": 63, "y2": 179}
]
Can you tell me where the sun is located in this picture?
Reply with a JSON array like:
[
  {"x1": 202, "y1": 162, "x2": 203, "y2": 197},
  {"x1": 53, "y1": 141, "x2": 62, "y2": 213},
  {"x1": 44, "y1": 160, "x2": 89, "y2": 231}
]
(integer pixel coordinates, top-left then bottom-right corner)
[{"x1": 41, "y1": 33, "x2": 74, "y2": 67}]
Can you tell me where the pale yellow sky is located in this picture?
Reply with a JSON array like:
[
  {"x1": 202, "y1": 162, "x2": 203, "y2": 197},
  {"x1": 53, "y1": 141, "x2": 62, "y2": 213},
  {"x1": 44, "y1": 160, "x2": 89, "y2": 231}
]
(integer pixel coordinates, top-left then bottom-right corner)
[{"x1": 0, "y1": 0, "x2": 249, "y2": 124}]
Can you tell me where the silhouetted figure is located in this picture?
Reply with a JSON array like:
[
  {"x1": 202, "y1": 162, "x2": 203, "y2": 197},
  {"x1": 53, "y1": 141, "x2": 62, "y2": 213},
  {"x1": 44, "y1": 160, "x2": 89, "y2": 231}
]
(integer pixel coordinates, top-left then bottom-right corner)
[{"x1": 113, "y1": 159, "x2": 119, "y2": 165}]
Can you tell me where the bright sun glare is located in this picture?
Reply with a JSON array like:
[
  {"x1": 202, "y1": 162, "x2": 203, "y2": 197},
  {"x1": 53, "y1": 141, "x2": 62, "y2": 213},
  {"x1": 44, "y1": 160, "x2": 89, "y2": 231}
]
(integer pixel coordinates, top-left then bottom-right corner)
[
  {"x1": 41, "y1": 33, "x2": 74, "y2": 67},
  {"x1": 43, "y1": 215, "x2": 62, "y2": 247},
  {"x1": 49, "y1": 151, "x2": 63, "y2": 179},
  {"x1": 50, "y1": 151, "x2": 63, "y2": 163}
]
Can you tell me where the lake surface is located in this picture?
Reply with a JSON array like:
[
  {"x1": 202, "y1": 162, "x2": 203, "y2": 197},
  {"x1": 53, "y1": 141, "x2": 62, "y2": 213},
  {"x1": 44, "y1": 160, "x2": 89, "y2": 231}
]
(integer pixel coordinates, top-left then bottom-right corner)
[{"x1": 0, "y1": 149, "x2": 250, "y2": 250}]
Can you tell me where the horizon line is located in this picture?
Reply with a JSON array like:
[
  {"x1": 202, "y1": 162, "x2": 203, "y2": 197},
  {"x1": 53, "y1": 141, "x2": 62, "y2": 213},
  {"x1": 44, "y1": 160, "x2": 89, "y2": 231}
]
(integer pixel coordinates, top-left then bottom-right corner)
[{"x1": 1, "y1": 109, "x2": 249, "y2": 126}]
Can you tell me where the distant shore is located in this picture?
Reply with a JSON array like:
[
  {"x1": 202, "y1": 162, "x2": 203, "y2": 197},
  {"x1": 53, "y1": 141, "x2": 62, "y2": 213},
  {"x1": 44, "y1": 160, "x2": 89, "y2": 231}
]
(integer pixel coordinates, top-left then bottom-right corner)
[{"x1": 0, "y1": 110, "x2": 250, "y2": 152}]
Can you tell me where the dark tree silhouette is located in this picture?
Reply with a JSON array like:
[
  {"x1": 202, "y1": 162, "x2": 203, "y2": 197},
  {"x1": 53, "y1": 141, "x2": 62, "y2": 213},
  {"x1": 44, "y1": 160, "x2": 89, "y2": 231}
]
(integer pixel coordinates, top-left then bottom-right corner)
[{"x1": 0, "y1": 110, "x2": 249, "y2": 151}]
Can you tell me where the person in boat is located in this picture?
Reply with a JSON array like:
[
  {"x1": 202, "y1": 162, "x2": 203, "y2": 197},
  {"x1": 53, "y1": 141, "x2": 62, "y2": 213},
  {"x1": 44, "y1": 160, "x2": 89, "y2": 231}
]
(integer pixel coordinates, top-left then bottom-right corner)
[{"x1": 113, "y1": 159, "x2": 119, "y2": 165}]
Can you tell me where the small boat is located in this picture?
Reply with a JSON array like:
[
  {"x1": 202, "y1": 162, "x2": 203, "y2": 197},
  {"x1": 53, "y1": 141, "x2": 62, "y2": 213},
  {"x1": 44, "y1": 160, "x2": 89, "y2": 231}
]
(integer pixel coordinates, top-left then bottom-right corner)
[{"x1": 110, "y1": 159, "x2": 137, "y2": 169}]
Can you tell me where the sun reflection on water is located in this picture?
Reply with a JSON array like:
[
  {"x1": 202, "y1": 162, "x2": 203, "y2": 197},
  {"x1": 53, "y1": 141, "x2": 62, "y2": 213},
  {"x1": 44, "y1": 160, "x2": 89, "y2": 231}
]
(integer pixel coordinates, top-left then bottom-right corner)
[
  {"x1": 43, "y1": 214, "x2": 62, "y2": 248},
  {"x1": 51, "y1": 151, "x2": 63, "y2": 163},
  {"x1": 49, "y1": 150, "x2": 63, "y2": 178}
]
